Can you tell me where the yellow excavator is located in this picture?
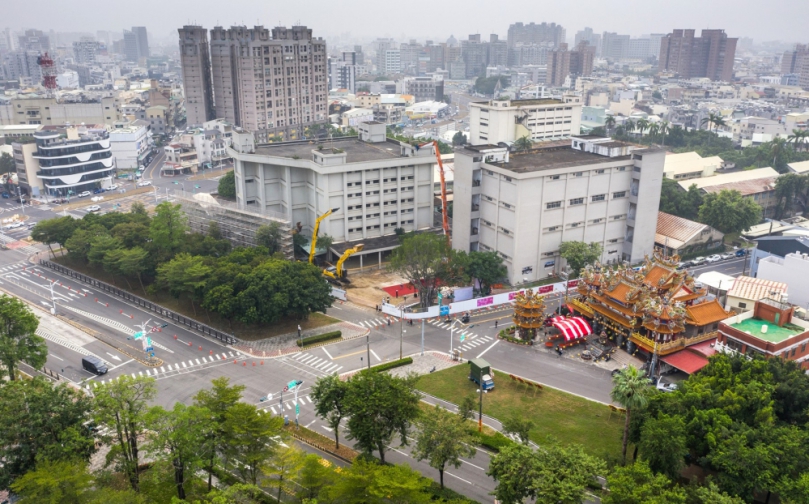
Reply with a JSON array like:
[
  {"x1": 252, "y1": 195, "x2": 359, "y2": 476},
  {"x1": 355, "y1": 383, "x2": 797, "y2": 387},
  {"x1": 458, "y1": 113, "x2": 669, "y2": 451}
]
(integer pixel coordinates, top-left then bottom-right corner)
[
  {"x1": 323, "y1": 244, "x2": 364, "y2": 285},
  {"x1": 308, "y1": 208, "x2": 339, "y2": 264}
]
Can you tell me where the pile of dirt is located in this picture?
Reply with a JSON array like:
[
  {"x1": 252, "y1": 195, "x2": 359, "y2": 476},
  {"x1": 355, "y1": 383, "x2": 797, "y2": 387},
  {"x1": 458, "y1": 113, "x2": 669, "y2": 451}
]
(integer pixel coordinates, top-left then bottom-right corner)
[{"x1": 345, "y1": 268, "x2": 409, "y2": 308}]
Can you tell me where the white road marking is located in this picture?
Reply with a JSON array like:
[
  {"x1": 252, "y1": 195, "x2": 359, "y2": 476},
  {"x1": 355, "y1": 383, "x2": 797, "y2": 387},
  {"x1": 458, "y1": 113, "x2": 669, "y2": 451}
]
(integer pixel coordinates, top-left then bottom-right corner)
[
  {"x1": 160, "y1": 366, "x2": 165, "y2": 373},
  {"x1": 370, "y1": 349, "x2": 381, "y2": 362},
  {"x1": 50, "y1": 354, "x2": 64, "y2": 361},
  {"x1": 322, "y1": 347, "x2": 333, "y2": 360},
  {"x1": 182, "y1": 362, "x2": 187, "y2": 368},
  {"x1": 195, "y1": 358, "x2": 201, "y2": 365},
  {"x1": 270, "y1": 406, "x2": 277, "y2": 414},
  {"x1": 477, "y1": 340, "x2": 500, "y2": 358}
]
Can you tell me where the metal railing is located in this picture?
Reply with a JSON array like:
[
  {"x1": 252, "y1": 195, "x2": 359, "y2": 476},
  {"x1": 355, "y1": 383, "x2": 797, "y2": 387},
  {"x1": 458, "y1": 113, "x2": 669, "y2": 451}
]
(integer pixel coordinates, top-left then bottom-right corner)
[
  {"x1": 630, "y1": 331, "x2": 718, "y2": 356},
  {"x1": 39, "y1": 260, "x2": 239, "y2": 345}
]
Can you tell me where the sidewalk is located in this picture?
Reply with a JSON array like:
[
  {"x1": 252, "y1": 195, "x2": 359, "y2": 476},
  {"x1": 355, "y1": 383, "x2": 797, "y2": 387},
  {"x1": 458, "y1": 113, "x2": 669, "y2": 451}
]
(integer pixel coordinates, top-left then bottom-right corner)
[{"x1": 232, "y1": 321, "x2": 368, "y2": 358}]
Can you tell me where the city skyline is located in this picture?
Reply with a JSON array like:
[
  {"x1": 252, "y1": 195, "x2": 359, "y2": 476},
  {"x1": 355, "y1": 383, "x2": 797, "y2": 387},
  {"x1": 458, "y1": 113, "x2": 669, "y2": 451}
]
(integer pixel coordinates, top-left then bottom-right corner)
[{"x1": 3, "y1": 0, "x2": 806, "y2": 45}]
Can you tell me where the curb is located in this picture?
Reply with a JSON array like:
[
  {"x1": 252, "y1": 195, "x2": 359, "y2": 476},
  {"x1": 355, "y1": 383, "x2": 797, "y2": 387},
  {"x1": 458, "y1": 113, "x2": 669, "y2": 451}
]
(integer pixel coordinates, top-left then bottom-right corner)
[
  {"x1": 238, "y1": 322, "x2": 370, "y2": 359},
  {"x1": 287, "y1": 431, "x2": 355, "y2": 465}
]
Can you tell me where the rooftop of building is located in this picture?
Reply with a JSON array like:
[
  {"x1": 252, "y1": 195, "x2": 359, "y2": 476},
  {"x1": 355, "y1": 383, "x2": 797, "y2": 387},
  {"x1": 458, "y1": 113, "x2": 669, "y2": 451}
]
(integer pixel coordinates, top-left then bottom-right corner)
[
  {"x1": 788, "y1": 160, "x2": 809, "y2": 175},
  {"x1": 253, "y1": 137, "x2": 405, "y2": 163},
  {"x1": 484, "y1": 143, "x2": 632, "y2": 174},
  {"x1": 729, "y1": 317, "x2": 805, "y2": 343},
  {"x1": 472, "y1": 98, "x2": 566, "y2": 108},
  {"x1": 727, "y1": 275, "x2": 787, "y2": 301},
  {"x1": 677, "y1": 167, "x2": 780, "y2": 191},
  {"x1": 656, "y1": 211, "x2": 715, "y2": 249}
]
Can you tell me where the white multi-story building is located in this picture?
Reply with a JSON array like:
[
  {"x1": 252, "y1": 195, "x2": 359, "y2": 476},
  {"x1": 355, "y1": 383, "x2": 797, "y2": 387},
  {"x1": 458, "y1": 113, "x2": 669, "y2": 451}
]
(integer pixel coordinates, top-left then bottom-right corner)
[
  {"x1": 453, "y1": 136, "x2": 665, "y2": 284},
  {"x1": 384, "y1": 50, "x2": 401, "y2": 74},
  {"x1": 109, "y1": 120, "x2": 150, "y2": 170},
  {"x1": 468, "y1": 96, "x2": 582, "y2": 145},
  {"x1": 756, "y1": 252, "x2": 809, "y2": 311},
  {"x1": 229, "y1": 121, "x2": 437, "y2": 263},
  {"x1": 191, "y1": 119, "x2": 234, "y2": 165}
]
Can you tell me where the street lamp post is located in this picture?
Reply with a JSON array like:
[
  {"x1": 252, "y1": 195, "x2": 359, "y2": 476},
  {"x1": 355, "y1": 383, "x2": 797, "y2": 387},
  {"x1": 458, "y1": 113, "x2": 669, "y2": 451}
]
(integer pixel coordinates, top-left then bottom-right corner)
[
  {"x1": 478, "y1": 368, "x2": 484, "y2": 432},
  {"x1": 48, "y1": 279, "x2": 57, "y2": 315},
  {"x1": 400, "y1": 305, "x2": 404, "y2": 360},
  {"x1": 449, "y1": 318, "x2": 459, "y2": 357}
]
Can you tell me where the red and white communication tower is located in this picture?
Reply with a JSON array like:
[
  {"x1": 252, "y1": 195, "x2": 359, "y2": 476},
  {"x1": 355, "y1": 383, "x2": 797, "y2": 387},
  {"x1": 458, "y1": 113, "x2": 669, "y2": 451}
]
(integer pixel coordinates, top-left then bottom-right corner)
[{"x1": 37, "y1": 52, "x2": 57, "y2": 92}]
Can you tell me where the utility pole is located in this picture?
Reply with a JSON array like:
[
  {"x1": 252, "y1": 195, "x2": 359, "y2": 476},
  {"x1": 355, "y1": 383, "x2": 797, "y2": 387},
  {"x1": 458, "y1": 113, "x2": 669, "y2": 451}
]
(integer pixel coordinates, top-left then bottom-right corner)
[
  {"x1": 366, "y1": 331, "x2": 371, "y2": 369},
  {"x1": 399, "y1": 305, "x2": 404, "y2": 360},
  {"x1": 48, "y1": 279, "x2": 57, "y2": 315},
  {"x1": 478, "y1": 368, "x2": 484, "y2": 432},
  {"x1": 421, "y1": 319, "x2": 425, "y2": 356}
]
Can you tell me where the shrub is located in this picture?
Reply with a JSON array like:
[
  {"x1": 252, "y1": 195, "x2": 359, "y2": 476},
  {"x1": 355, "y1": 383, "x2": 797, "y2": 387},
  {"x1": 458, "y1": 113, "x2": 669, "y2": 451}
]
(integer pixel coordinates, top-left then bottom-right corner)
[
  {"x1": 370, "y1": 357, "x2": 413, "y2": 373},
  {"x1": 297, "y1": 330, "x2": 342, "y2": 347},
  {"x1": 469, "y1": 428, "x2": 516, "y2": 452}
]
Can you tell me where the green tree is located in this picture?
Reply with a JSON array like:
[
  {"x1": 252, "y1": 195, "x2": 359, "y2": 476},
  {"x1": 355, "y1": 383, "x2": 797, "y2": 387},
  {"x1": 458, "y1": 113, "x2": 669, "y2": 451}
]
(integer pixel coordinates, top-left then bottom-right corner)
[
  {"x1": 769, "y1": 137, "x2": 791, "y2": 172},
  {"x1": 156, "y1": 253, "x2": 210, "y2": 314},
  {"x1": 698, "y1": 189, "x2": 762, "y2": 234},
  {"x1": 487, "y1": 444, "x2": 542, "y2": 504},
  {"x1": 559, "y1": 241, "x2": 603, "y2": 278},
  {"x1": 701, "y1": 113, "x2": 727, "y2": 141},
  {"x1": 30, "y1": 216, "x2": 77, "y2": 257},
  {"x1": 388, "y1": 233, "x2": 456, "y2": 308},
  {"x1": 658, "y1": 121, "x2": 670, "y2": 147},
  {"x1": 533, "y1": 443, "x2": 607, "y2": 504},
  {"x1": 638, "y1": 413, "x2": 687, "y2": 479},
  {"x1": 0, "y1": 295, "x2": 45, "y2": 381},
  {"x1": 0, "y1": 152, "x2": 15, "y2": 178},
  {"x1": 149, "y1": 201, "x2": 188, "y2": 256},
  {"x1": 10, "y1": 459, "x2": 93, "y2": 504},
  {"x1": 117, "y1": 247, "x2": 150, "y2": 295},
  {"x1": 263, "y1": 445, "x2": 306, "y2": 503},
  {"x1": 0, "y1": 378, "x2": 95, "y2": 489},
  {"x1": 223, "y1": 402, "x2": 285, "y2": 485},
  {"x1": 603, "y1": 460, "x2": 686, "y2": 504},
  {"x1": 684, "y1": 481, "x2": 746, "y2": 504},
  {"x1": 323, "y1": 458, "x2": 431, "y2": 504},
  {"x1": 144, "y1": 403, "x2": 211, "y2": 500},
  {"x1": 513, "y1": 135, "x2": 533, "y2": 152},
  {"x1": 457, "y1": 395, "x2": 477, "y2": 421},
  {"x1": 93, "y1": 375, "x2": 157, "y2": 492},
  {"x1": 110, "y1": 221, "x2": 150, "y2": 249},
  {"x1": 413, "y1": 405, "x2": 477, "y2": 488},
  {"x1": 604, "y1": 115, "x2": 616, "y2": 136},
  {"x1": 636, "y1": 118, "x2": 650, "y2": 137},
  {"x1": 451, "y1": 131, "x2": 467, "y2": 146},
  {"x1": 464, "y1": 250, "x2": 507, "y2": 295},
  {"x1": 64, "y1": 228, "x2": 97, "y2": 262},
  {"x1": 611, "y1": 365, "x2": 651, "y2": 465},
  {"x1": 502, "y1": 414, "x2": 535, "y2": 445},
  {"x1": 218, "y1": 170, "x2": 236, "y2": 198},
  {"x1": 474, "y1": 75, "x2": 509, "y2": 95},
  {"x1": 345, "y1": 371, "x2": 421, "y2": 464},
  {"x1": 298, "y1": 453, "x2": 334, "y2": 501},
  {"x1": 311, "y1": 374, "x2": 350, "y2": 448},
  {"x1": 193, "y1": 377, "x2": 245, "y2": 492},
  {"x1": 788, "y1": 129, "x2": 809, "y2": 152},
  {"x1": 255, "y1": 221, "x2": 285, "y2": 254},
  {"x1": 773, "y1": 172, "x2": 808, "y2": 218},
  {"x1": 87, "y1": 234, "x2": 122, "y2": 267}
]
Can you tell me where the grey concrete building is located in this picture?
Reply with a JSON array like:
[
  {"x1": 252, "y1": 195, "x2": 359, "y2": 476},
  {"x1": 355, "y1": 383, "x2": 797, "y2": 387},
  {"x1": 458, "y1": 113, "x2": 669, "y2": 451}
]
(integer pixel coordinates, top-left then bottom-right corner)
[
  {"x1": 228, "y1": 121, "x2": 437, "y2": 258},
  {"x1": 401, "y1": 76, "x2": 444, "y2": 103},
  {"x1": 453, "y1": 136, "x2": 664, "y2": 284},
  {"x1": 178, "y1": 26, "x2": 215, "y2": 126}
]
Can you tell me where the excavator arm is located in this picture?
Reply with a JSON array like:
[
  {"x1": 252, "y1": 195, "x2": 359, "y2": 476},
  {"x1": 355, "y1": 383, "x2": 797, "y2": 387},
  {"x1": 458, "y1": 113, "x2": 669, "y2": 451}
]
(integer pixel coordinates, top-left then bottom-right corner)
[
  {"x1": 309, "y1": 207, "x2": 339, "y2": 264},
  {"x1": 336, "y1": 244, "x2": 364, "y2": 278},
  {"x1": 429, "y1": 141, "x2": 451, "y2": 246}
]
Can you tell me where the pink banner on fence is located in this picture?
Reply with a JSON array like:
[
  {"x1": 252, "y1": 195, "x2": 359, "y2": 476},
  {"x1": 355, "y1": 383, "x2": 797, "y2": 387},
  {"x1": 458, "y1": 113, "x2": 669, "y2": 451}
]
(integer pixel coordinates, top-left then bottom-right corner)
[
  {"x1": 477, "y1": 296, "x2": 494, "y2": 307},
  {"x1": 538, "y1": 285, "x2": 554, "y2": 294}
]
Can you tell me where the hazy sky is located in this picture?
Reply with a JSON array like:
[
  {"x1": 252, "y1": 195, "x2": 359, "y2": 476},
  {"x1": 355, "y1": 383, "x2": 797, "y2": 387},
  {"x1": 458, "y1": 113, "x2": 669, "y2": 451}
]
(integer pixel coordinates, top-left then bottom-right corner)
[{"x1": 6, "y1": 0, "x2": 806, "y2": 44}]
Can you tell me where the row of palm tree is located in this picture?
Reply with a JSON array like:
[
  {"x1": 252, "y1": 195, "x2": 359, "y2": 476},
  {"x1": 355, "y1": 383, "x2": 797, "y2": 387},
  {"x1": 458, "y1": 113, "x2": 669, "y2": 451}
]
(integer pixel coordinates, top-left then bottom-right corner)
[
  {"x1": 604, "y1": 116, "x2": 672, "y2": 147},
  {"x1": 788, "y1": 129, "x2": 809, "y2": 152}
]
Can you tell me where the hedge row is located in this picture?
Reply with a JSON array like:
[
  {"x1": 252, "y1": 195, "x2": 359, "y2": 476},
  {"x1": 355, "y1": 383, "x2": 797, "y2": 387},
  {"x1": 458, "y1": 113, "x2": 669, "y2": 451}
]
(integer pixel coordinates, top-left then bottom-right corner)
[
  {"x1": 209, "y1": 466, "x2": 276, "y2": 503},
  {"x1": 370, "y1": 357, "x2": 413, "y2": 373},
  {"x1": 498, "y1": 328, "x2": 534, "y2": 346},
  {"x1": 469, "y1": 428, "x2": 516, "y2": 452},
  {"x1": 297, "y1": 330, "x2": 342, "y2": 347}
]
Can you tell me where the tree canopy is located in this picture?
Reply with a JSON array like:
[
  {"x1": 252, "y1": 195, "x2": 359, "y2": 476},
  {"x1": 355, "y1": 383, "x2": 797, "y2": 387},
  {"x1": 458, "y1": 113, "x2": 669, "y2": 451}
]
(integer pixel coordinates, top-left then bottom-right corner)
[
  {"x1": 698, "y1": 189, "x2": 762, "y2": 234},
  {"x1": 559, "y1": 241, "x2": 603, "y2": 278},
  {"x1": 218, "y1": 170, "x2": 236, "y2": 198},
  {"x1": 0, "y1": 294, "x2": 45, "y2": 381}
]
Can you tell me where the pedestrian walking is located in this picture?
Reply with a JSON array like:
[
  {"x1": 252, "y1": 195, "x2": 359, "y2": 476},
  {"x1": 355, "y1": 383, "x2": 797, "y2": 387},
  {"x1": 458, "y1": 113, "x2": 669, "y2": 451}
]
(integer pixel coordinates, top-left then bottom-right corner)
[{"x1": 495, "y1": 320, "x2": 498, "y2": 328}]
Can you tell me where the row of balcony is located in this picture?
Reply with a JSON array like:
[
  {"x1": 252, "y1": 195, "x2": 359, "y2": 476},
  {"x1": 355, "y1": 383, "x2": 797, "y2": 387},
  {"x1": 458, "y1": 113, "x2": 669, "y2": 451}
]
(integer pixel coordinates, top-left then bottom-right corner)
[{"x1": 629, "y1": 331, "x2": 719, "y2": 356}]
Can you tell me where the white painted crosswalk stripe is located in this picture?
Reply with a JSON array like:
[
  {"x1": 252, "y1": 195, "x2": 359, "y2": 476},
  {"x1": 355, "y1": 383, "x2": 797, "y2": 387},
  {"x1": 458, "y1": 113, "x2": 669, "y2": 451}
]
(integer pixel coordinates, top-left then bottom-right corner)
[
  {"x1": 323, "y1": 364, "x2": 339, "y2": 373},
  {"x1": 181, "y1": 362, "x2": 187, "y2": 368},
  {"x1": 285, "y1": 402, "x2": 292, "y2": 410},
  {"x1": 160, "y1": 366, "x2": 165, "y2": 373},
  {"x1": 270, "y1": 406, "x2": 277, "y2": 414},
  {"x1": 306, "y1": 396, "x2": 313, "y2": 404},
  {"x1": 195, "y1": 358, "x2": 201, "y2": 365},
  {"x1": 301, "y1": 355, "x2": 317, "y2": 364},
  {"x1": 293, "y1": 353, "x2": 306, "y2": 360},
  {"x1": 315, "y1": 360, "x2": 331, "y2": 369}
]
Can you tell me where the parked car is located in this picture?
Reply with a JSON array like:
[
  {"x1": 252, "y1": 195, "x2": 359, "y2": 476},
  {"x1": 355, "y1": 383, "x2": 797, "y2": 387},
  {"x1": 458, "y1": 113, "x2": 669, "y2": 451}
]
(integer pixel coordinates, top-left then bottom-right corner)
[
  {"x1": 691, "y1": 256, "x2": 707, "y2": 266},
  {"x1": 81, "y1": 355, "x2": 107, "y2": 375},
  {"x1": 656, "y1": 378, "x2": 678, "y2": 393},
  {"x1": 4, "y1": 222, "x2": 23, "y2": 229},
  {"x1": 721, "y1": 252, "x2": 735, "y2": 260},
  {"x1": 86, "y1": 205, "x2": 101, "y2": 212},
  {"x1": 78, "y1": 191, "x2": 92, "y2": 198},
  {"x1": 735, "y1": 249, "x2": 749, "y2": 257},
  {"x1": 90, "y1": 196, "x2": 105, "y2": 202},
  {"x1": 93, "y1": 188, "x2": 105, "y2": 194},
  {"x1": 675, "y1": 262, "x2": 688, "y2": 270},
  {"x1": 705, "y1": 254, "x2": 722, "y2": 263},
  {"x1": 136, "y1": 180, "x2": 152, "y2": 187},
  {"x1": 51, "y1": 197, "x2": 67, "y2": 204},
  {"x1": 0, "y1": 192, "x2": 9, "y2": 199},
  {"x1": 108, "y1": 184, "x2": 119, "y2": 191}
]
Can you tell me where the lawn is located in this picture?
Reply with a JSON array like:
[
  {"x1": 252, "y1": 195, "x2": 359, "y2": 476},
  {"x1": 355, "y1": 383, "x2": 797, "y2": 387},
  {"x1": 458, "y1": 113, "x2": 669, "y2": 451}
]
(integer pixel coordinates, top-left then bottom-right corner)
[
  {"x1": 52, "y1": 255, "x2": 338, "y2": 340},
  {"x1": 416, "y1": 365, "x2": 627, "y2": 461}
]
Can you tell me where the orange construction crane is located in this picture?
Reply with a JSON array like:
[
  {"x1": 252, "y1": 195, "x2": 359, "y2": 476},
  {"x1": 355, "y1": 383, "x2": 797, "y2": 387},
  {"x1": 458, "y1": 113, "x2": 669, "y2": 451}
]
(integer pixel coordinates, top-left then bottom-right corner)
[{"x1": 426, "y1": 141, "x2": 451, "y2": 246}]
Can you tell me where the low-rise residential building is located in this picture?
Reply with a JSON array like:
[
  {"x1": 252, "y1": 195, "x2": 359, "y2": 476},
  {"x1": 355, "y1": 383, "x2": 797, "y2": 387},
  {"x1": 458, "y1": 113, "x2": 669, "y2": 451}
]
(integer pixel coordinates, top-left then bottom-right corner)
[
  {"x1": 453, "y1": 136, "x2": 664, "y2": 284},
  {"x1": 655, "y1": 211, "x2": 724, "y2": 256},
  {"x1": 756, "y1": 251, "x2": 809, "y2": 310},
  {"x1": 108, "y1": 120, "x2": 150, "y2": 170},
  {"x1": 717, "y1": 299, "x2": 809, "y2": 369},
  {"x1": 0, "y1": 95, "x2": 121, "y2": 127},
  {"x1": 749, "y1": 235, "x2": 809, "y2": 276},
  {"x1": 678, "y1": 167, "x2": 780, "y2": 218},
  {"x1": 11, "y1": 138, "x2": 41, "y2": 197},
  {"x1": 145, "y1": 105, "x2": 170, "y2": 136},
  {"x1": 725, "y1": 275, "x2": 788, "y2": 313},
  {"x1": 341, "y1": 108, "x2": 374, "y2": 128},
  {"x1": 229, "y1": 121, "x2": 437, "y2": 265},
  {"x1": 787, "y1": 160, "x2": 809, "y2": 175},
  {"x1": 162, "y1": 141, "x2": 198, "y2": 175},
  {"x1": 0, "y1": 124, "x2": 41, "y2": 141},
  {"x1": 468, "y1": 96, "x2": 583, "y2": 145},
  {"x1": 663, "y1": 151, "x2": 723, "y2": 180},
  {"x1": 732, "y1": 116, "x2": 788, "y2": 145}
]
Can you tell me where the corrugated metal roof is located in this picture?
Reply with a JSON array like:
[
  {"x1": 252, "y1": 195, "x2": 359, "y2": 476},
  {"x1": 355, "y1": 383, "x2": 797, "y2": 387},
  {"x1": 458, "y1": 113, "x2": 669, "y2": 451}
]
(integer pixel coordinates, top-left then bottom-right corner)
[
  {"x1": 656, "y1": 212, "x2": 708, "y2": 247},
  {"x1": 727, "y1": 275, "x2": 788, "y2": 302},
  {"x1": 701, "y1": 176, "x2": 778, "y2": 197}
]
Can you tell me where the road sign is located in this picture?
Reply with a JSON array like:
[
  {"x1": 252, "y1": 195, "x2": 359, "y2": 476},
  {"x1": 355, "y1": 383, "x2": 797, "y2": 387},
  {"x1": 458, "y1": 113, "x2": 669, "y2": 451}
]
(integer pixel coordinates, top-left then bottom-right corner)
[
  {"x1": 132, "y1": 331, "x2": 144, "y2": 340},
  {"x1": 295, "y1": 403, "x2": 300, "y2": 415},
  {"x1": 287, "y1": 380, "x2": 298, "y2": 390},
  {"x1": 283, "y1": 385, "x2": 289, "y2": 392},
  {"x1": 440, "y1": 306, "x2": 450, "y2": 316},
  {"x1": 460, "y1": 333, "x2": 466, "y2": 342}
]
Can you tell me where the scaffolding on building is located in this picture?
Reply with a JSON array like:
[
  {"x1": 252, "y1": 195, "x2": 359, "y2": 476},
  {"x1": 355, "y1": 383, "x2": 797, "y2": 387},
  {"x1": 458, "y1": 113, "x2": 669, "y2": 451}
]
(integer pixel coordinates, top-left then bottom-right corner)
[{"x1": 172, "y1": 191, "x2": 293, "y2": 258}]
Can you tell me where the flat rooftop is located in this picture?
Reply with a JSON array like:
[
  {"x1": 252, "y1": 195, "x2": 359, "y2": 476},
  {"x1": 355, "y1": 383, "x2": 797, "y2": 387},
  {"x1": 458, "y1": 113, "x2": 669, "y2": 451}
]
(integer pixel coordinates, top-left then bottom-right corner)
[
  {"x1": 253, "y1": 137, "x2": 404, "y2": 163},
  {"x1": 730, "y1": 317, "x2": 806, "y2": 343},
  {"x1": 488, "y1": 145, "x2": 631, "y2": 173}
]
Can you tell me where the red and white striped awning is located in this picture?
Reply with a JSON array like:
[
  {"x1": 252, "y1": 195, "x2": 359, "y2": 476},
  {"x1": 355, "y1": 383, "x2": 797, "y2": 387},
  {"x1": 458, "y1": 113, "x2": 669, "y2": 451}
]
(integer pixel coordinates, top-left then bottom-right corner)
[{"x1": 551, "y1": 316, "x2": 593, "y2": 341}]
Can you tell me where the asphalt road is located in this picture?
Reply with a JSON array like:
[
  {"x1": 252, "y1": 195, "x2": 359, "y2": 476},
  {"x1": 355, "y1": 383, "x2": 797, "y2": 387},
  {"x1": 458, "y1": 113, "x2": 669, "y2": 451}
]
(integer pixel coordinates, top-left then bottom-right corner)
[{"x1": 687, "y1": 256, "x2": 749, "y2": 278}]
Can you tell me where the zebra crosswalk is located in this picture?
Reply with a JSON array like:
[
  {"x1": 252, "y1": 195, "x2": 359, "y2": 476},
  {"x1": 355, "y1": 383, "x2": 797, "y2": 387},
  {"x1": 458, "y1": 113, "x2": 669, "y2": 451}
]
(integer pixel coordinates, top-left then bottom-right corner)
[
  {"x1": 355, "y1": 317, "x2": 394, "y2": 328},
  {"x1": 86, "y1": 351, "x2": 242, "y2": 388},
  {"x1": 289, "y1": 351, "x2": 343, "y2": 374},
  {"x1": 0, "y1": 260, "x2": 31, "y2": 273},
  {"x1": 263, "y1": 394, "x2": 315, "y2": 416},
  {"x1": 426, "y1": 318, "x2": 495, "y2": 352}
]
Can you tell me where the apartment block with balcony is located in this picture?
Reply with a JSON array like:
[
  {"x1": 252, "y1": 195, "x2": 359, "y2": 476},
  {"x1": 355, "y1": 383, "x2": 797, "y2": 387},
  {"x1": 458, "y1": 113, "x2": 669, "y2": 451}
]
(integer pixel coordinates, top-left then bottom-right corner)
[
  {"x1": 33, "y1": 125, "x2": 115, "y2": 197},
  {"x1": 229, "y1": 121, "x2": 436, "y2": 264},
  {"x1": 452, "y1": 136, "x2": 665, "y2": 285},
  {"x1": 468, "y1": 96, "x2": 582, "y2": 145}
]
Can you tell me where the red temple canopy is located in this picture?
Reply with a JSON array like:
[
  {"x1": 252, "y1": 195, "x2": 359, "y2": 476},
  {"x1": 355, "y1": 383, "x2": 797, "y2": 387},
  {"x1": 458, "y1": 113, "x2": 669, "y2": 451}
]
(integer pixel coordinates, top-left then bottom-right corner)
[{"x1": 551, "y1": 316, "x2": 593, "y2": 341}]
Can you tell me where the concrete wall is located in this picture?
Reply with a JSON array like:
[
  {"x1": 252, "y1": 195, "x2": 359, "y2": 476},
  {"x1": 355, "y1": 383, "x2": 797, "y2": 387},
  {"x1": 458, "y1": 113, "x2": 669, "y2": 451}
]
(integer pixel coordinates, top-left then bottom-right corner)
[{"x1": 758, "y1": 253, "x2": 809, "y2": 310}]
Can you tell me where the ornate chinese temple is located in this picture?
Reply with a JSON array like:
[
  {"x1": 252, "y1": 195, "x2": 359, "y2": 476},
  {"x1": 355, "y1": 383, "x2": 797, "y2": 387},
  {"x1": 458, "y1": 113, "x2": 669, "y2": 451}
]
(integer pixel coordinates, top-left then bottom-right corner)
[{"x1": 570, "y1": 249, "x2": 729, "y2": 361}]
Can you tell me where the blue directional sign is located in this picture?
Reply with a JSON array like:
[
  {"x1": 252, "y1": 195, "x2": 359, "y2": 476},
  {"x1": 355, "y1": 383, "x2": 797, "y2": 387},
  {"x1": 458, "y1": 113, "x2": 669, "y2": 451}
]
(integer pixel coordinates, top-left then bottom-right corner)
[
  {"x1": 440, "y1": 306, "x2": 450, "y2": 316},
  {"x1": 132, "y1": 331, "x2": 144, "y2": 340},
  {"x1": 296, "y1": 403, "x2": 300, "y2": 415},
  {"x1": 460, "y1": 333, "x2": 466, "y2": 342}
]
